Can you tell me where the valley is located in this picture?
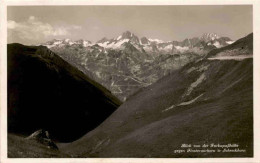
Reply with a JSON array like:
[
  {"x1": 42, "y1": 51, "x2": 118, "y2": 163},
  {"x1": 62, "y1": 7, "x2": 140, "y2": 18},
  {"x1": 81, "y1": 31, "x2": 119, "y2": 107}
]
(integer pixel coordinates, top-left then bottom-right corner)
[{"x1": 7, "y1": 32, "x2": 253, "y2": 158}]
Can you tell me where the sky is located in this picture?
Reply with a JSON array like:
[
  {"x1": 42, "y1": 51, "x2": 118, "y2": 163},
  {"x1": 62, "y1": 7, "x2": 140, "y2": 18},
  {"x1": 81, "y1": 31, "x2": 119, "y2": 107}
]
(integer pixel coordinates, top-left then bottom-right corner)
[{"x1": 7, "y1": 5, "x2": 252, "y2": 45}]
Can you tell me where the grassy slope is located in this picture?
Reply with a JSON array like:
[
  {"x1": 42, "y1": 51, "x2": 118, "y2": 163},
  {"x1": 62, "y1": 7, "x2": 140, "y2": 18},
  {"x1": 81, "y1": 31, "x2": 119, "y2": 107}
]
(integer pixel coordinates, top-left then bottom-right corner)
[{"x1": 62, "y1": 34, "x2": 253, "y2": 157}]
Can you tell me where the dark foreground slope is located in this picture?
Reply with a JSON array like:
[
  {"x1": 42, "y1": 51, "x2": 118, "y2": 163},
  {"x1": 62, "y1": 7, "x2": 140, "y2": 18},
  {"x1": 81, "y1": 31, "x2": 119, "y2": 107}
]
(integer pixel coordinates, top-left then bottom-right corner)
[
  {"x1": 63, "y1": 33, "x2": 253, "y2": 157},
  {"x1": 8, "y1": 43, "x2": 121, "y2": 142},
  {"x1": 8, "y1": 133, "x2": 70, "y2": 158}
]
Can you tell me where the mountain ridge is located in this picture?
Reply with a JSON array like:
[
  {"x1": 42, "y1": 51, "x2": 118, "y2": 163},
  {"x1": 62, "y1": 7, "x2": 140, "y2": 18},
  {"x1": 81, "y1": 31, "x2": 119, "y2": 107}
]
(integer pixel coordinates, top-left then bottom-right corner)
[
  {"x1": 41, "y1": 31, "x2": 234, "y2": 54},
  {"x1": 8, "y1": 43, "x2": 121, "y2": 142}
]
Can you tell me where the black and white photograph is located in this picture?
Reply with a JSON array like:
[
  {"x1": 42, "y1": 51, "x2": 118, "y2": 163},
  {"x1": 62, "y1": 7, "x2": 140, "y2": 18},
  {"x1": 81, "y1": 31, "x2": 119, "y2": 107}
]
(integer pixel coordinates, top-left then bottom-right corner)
[{"x1": 0, "y1": 1, "x2": 259, "y2": 162}]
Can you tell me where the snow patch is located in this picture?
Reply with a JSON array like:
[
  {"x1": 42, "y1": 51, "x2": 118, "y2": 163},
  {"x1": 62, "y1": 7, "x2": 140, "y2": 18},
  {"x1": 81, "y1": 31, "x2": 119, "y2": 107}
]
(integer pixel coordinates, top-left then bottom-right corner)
[
  {"x1": 148, "y1": 38, "x2": 164, "y2": 43},
  {"x1": 162, "y1": 94, "x2": 204, "y2": 112},
  {"x1": 159, "y1": 44, "x2": 173, "y2": 51},
  {"x1": 98, "y1": 41, "x2": 109, "y2": 47},
  {"x1": 208, "y1": 55, "x2": 253, "y2": 61},
  {"x1": 53, "y1": 41, "x2": 62, "y2": 45},
  {"x1": 179, "y1": 94, "x2": 204, "y2": 106},
  {"x1": 117, "y1": 35, "x2": 122, "y2": 40},
  {"x1": 185, "y1": 73, "x2": 206, "y2": 96},
  {"x1": 46, "y1": 45, "x2": 56, "y2": 48},
  {"x1": 83, "y1": 41, "x2": 91, "y2": 47},
  {"x1": 186, "y1": 67, "x2": 196, "y2": 74},
  {"x1": 198, "y1": 64, "x2": 210, "y2": 72},
  {"x1": 69, "y1": 41, "x2": 75, "y2": 45},
  {"x1": 162, "y1": 105, "x2": 175, "y2": 112},
  {"x1": 186, "y1": 64, "x2": 209, "y2": 74},
  {"x1": 174, "y1": 46, "x2": 189, "y2": 53},
  {"x1": 113, "y1": 39, "x2": 129, "y2": 48},
  {"x1": 226, "y1": 41, "x2": 235, "y2": 44},
  {"x1": 213, "y1": 41, "x2": 222, "y2": 48},
  {"x1": 98, "y1": 39, "x2": 129, "y2": 49},
  {"x1": 143, "y1": 46, "x2": 153, "y2": 52}
]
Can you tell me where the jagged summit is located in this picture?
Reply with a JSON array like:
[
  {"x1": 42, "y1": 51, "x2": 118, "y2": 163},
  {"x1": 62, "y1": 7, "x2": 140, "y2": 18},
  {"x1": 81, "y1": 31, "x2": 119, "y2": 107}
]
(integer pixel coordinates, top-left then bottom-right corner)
[
  {"x1": 121, "y1": 31, "x2": 133, "y2": 38},
  {"x1": 117, "y1": 31, "x2": 140, "y2": 44},
  {"x1": 201, "y1": 33, "x2": 220, "y2": 42},
  {"x1": 140, "y1": 37, "x2": 149, "y2": 45},
  {"x1": 97, "y1": 37, "x2": 110, "y2": 44}
]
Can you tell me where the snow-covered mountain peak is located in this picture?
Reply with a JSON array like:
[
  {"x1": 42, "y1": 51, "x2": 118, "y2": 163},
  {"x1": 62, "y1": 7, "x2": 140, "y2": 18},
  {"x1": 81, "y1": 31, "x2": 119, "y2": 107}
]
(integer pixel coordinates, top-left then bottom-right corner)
[
  {"x1": 201, "y1": 33, "x2": 220, "y2": 42},
  {"x1": 96, "y1": 31, "x2": 140, "y2": 49},
  {"x1": 121, "y1": 31, "x2": 133, "y2": 39},
  {"x1": 119, "y1": 31, "x2": 140, "y2": 44},
  {"x1": 97, "y1": 37, "x2": 110, "y2": 44}
]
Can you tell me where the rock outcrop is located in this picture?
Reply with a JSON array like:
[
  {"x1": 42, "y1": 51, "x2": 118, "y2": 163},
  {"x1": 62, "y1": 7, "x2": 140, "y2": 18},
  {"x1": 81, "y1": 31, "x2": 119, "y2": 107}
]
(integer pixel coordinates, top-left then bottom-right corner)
[{"x1": 26, "y1": 129, "x2": 58, "y2": 150}]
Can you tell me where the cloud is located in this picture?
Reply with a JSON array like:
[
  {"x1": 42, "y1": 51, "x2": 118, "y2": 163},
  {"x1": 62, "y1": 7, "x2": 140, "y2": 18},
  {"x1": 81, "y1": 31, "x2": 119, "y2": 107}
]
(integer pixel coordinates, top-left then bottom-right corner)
[{"x1": 8, "y1": 16, "x2": 81, "y2": 41}]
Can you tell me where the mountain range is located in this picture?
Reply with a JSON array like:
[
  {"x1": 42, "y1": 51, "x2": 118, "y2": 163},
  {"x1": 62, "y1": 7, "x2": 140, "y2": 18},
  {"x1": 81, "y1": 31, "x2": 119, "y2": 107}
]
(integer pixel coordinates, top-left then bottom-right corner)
[
  {"x1": 43, "y1": 31, "x2": 234, "y2": 54},
  {"x1": 41, "y1": 31, "x2": 234, "y2": 101}
]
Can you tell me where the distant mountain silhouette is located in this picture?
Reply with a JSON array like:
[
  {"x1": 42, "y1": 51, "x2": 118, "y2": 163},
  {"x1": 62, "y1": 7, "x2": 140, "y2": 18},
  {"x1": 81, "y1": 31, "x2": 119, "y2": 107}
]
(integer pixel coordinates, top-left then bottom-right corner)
[{"x1": 8, "y1": 43, "x2": 121, "y2": 142}]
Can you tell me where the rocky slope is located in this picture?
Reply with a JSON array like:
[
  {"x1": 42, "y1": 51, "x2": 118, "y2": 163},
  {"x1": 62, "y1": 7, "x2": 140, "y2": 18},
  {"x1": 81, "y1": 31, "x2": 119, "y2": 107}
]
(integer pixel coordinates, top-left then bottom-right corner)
[
  {"x1": 8, "y1": 133, "x2": 69, "y2": 158},
  {"x1": 8, "y1": 43, "x2": 121, "y2": 142},
  {"x1": 62, "y1": 33, "x2": 253, "y2": 157},
  {"x1": 41, "y1": 31, "x2": 234, "y2": 101},
  {"x1": 26, "y1": 129, "x2": 58, "y2": 150}
]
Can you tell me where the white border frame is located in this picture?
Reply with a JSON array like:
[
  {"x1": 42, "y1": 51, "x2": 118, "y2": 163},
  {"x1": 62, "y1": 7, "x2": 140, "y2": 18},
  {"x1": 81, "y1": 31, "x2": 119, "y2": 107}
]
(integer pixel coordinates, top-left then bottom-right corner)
[{"x1": 1, "y1": 1, "x2": 259, "y2": 163}]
